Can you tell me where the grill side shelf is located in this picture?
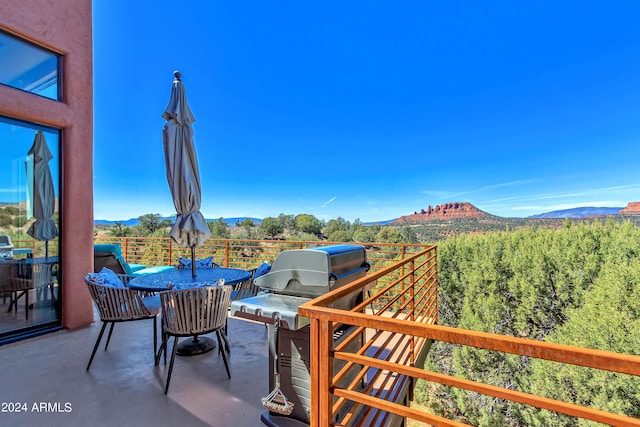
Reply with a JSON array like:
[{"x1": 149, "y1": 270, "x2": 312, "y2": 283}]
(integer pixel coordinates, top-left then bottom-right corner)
[{"x1": 230, "y1": 293, "x2": 311, "y2": 330}]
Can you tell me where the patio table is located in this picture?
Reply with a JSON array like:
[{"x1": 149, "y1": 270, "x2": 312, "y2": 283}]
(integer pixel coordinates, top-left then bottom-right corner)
[{"x1": 128, "y1": 267, "x2": 252, "y2": 356}]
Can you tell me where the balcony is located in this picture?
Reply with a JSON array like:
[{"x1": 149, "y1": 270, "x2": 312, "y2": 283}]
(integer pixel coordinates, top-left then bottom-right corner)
[
  {"x1": 0, "y1": 310, "x2": 269, "y2": 425},
  {"x1": 2, "y1": 238, "x2": 640, "y2": 426}
]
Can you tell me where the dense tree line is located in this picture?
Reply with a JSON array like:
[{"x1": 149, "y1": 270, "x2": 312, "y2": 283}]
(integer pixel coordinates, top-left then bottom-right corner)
[
  {"x1": 419, "y1": 219, "x2": 640, "y2": 426},
  {"x1": 96, "y1": 212, "x2": 419, "y2": 245}
]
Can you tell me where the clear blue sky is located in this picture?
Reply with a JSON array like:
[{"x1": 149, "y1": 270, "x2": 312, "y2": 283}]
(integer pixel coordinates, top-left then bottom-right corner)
[{"x1": 92, "y1": 1, "x2": 640, "y2": 222}]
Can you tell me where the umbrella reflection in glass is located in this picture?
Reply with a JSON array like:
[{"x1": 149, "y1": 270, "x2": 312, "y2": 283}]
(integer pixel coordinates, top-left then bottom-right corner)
[
  {"x1": 162, "y1": 71, "x2": 211, "y2": 277},
  {"x1": 26, "y1": 130, "x2": 58, "y2": 258}
]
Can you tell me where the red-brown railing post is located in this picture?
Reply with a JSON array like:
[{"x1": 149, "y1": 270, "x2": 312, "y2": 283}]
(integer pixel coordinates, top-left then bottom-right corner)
[
  {"x1": 123, "y1": 237, "x2": 129, "y2": 262},
  {"x1": 318, "y1": 318, "x2": 333, "y2": 426},
  {"x1": 309, "y1": 318, "x2": 320, "y2": 426},
  {"x1": 224, "y1": 240, "x2": 229, "y2": 268}
]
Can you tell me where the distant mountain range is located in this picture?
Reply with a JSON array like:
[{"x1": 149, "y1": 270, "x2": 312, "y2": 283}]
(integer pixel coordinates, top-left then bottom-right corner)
[
  {"x1": 527, "y1": 207, "x2": 623, "y2": 219},
  {"x1": 93, "y1": 202, "x2": 640, "y2": 227}
]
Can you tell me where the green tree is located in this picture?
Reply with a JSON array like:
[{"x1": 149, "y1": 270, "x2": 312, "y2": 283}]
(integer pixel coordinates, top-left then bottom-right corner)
[
  {"x1": 208, "y1": 218, "x2": 230, "y2": 239},
  {"x1": 328, "y1": 230, "x2": 352, "y2": 242},
  {"x1": 0, "y1": 213, "x2": 12, "y2": 227},
  {"x1": 12, "y1": 214, "x2": 27, "y2": 227},
  {"x1": 110, "y1": 221, "x2": 131, "y2": 237},
  {"x1": 237, "y1": 218, "x2": 256, "y2": 238},
  {"x1": 2, "y1": 206, "x2": 19, "y2": 215},
  {"x1": 261, "y1": 217, "x2": 284, "y2": 237},
  {"x1": 237, "y1": 218, "x2": 255, "y2": 228},
  {"x1": 522, "y1": 223, "x2": 640, "y2": 425},
  {"x1": 422, "y1": 220, "x2": 640, "y2": 425},
  {"x1": 399, "y1": 226, "x2": 418, "y2": 244},
  {"x1": 137, "y1": 213, "x2": 171, "y2": 235},
  {"x1": 353, "y1": 227, "x2": 376, "y2": 242},
  {"x1": 295, "y1": 214, "x2": 323, "y2": 235},
  {"x1": 278, "y1": 213, "x2": 297, "y2": 233},
  {"x1": 326, "y1": 217, "x2": 350, "y2": 237},
  {"x1": 376, "y1": 227, "x2": 404, "y2": 243}
]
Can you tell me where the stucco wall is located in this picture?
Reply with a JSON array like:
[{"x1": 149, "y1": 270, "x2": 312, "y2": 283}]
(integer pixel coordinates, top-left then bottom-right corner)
[{"x1": 0, "y1": 0, "x2": 94, "y2": 329}]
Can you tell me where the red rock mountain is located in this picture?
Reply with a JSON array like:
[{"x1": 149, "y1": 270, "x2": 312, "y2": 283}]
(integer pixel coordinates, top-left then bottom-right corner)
[
  {"x1": 619, "y1": 202, "x2": 640, "y2": 215},
  {"x1": 394, "y1": 202, "x2": 490, "y2": 224}
]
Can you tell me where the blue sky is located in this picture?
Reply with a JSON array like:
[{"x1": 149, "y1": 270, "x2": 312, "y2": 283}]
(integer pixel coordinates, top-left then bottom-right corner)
[{"x1": 92, "y1": 1, "x2": 640, "y2": 222}]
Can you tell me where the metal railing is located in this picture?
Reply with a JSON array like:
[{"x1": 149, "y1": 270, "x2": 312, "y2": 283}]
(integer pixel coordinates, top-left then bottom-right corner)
[
  {"x1": 92, "y1": 237, "x2": 640, "y2": 425},
  {"x1": 93, "y1": 237, "x2": 430, "y2": 273},
  {"x1": 299, "y1": 246, "x2": 640, "y2": 427}
]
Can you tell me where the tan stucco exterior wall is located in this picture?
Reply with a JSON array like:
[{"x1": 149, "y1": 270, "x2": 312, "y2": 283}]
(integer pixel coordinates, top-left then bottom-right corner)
[{"x1": 0, "y1": 0, "x2": 94, "y2": 329}]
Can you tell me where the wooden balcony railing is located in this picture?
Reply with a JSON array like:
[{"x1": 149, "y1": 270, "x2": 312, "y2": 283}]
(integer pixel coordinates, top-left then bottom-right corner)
[{"x1": 299, "y1": 246, "x2": 640, "y2": 427}]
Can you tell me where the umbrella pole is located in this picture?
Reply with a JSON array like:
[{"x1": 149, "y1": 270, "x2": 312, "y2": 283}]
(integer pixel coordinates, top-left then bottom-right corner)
[
  {"x1": 45, "y1": 240, "x2": 49, "y2": 259},
  {"x1": 191, "y1": 245, "x2": 196, "y2": 277}
]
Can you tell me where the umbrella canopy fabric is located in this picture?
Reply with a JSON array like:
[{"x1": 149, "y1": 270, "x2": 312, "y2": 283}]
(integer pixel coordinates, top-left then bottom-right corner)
[
  {"x1": 26, "y1": 130, "x2": 58, "y2": 243},
  {"x1": 162, "y1": 71, "x2": 211, "y2": 250}
]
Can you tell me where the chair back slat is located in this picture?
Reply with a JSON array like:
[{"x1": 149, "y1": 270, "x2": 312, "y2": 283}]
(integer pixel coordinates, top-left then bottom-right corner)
[
  {"x1": 160, "y1": 285, "x2": 232, "y2": 335},
  {"x1": 85, "y1": 279, "x2": 151, "y2": 321},
  {"x1": 233, "y1": 278, "x2": 260, "y2": 301},
  {"x1": 0, "y1": 263, "x2": 19, "y2": 291}
]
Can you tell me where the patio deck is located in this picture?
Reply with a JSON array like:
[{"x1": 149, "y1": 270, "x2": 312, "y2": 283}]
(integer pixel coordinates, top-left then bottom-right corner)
[{"x1": 0, "y1": 314, "x2": 269, "y2": 426}]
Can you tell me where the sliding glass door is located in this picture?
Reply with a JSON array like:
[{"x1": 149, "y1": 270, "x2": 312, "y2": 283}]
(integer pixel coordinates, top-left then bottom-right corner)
[{"x1": 0, "y1": 115, "x2": 62, "y2": 342}]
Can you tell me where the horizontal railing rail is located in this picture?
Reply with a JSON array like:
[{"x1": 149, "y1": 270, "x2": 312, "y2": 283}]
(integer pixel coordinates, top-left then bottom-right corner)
[
  {"x1": 91, "y1": 237, "x2": 640, "y2": 425},
  {"x1": 299, "y1": 246, "x2": 640, "y2": 427},
  {"x1": 93, "y1": 237, "x2": 430, "y2": 274}
]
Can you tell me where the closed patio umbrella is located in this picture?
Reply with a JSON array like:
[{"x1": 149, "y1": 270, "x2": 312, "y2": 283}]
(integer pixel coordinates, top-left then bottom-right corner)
[
  {"x1": 26, "y1": 130, "x2": 58, "y2": 258},
  {"x1": 162, "y1": 71, "x2": 211, "y2": 277}
]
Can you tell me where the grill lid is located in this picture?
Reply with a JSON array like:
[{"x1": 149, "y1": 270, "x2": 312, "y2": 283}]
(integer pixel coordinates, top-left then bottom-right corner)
[{"x1": 254, "y1": 244, "x2": 369, "y2": 298}]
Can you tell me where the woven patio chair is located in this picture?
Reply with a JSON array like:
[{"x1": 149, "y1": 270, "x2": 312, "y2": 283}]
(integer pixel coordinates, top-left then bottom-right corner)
[
  {"x1": 0, "y1": 262, "x2": 50, "y2": 320},
  {"x1": 231, "y1": 262, "x2": 271, "y2": 302},
  {"x1": 12, "y1": 263, "x2": 56, "y2": 319},
  {"x1": 158, "y1": 285, "x2": 232, "y2": 394},
  {"x1": 85, "y1": 278, "x2": 160, "y2": 371},
  {"x1": 0, "y1": 262, "x2": 19, "y2": 309}
]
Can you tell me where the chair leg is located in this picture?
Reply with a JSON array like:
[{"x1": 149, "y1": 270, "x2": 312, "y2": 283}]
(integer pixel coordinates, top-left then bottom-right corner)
[
  {"x1": 163, "y1": 330, "x2": 167, "y2": 365},
  {"x1": 87, "y1": 322, "x2": 109, "y2": 371},
  {"x1": 49, "y1": 284, "x2": 56, "y2": 310},
  {"x1": 104, "y1": 322, "x2": 116, "y2": 351},
  {"x1": 152, "y1": 317, "x2": 158, "y2": 365},
  {"x1": 156, "y1": 330, "x2": 168, "y2": 366},
  {"x1": 164, "y1": 337, "x2": 179, "y2": 394},
  {"x1": 216, "y1": 330, "x2": 231, "y2": 379},
  {"x1": 220, "y1": 328, "x2": 230, "y2": 355}
]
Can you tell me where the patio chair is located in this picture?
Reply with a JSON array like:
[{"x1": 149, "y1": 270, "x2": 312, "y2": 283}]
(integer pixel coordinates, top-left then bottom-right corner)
[
  {"x1": 84, "y1": 273, "x2": 160, "y2": 371},
  {"x1": 157, "y1": 285, "x2": 232, "y2": 394},
  {"x1": 94, "y1": 244, "x2": 173, "y2": 290},
  {"x1": 94, "y1": 243, "x2": 146, "y2": 276},
  {"x1": 0, "y1": 262, "x2": 53, "y2": 320},
  {"x1": 0, "y1": 262, "x2": 20, "y2": 310},
  {"x1": 231, "y1": 262, "x2": 271, "y2": 302},
  {"x1": 12, "y1": 263, "x2": 56, "y2": 318}
]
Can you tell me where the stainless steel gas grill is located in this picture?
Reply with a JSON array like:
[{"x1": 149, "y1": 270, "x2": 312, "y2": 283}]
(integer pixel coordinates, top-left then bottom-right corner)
[{"x1": 231, "y1": 244, "x2": 370, "y2": 426}]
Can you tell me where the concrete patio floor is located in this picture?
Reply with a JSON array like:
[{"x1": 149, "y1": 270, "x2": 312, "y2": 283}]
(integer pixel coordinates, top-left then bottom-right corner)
[{"x1": 0, "y1": 315, "x2": 270, "y2": 426}]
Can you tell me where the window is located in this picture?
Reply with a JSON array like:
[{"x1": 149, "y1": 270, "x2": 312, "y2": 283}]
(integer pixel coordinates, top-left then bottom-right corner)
[
  {"x1": 0, "y1": 115, "x2": 61, "y2": 341},
  {"x1": 0, "y1": 30, "x2": 60, "y2": 100}
]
